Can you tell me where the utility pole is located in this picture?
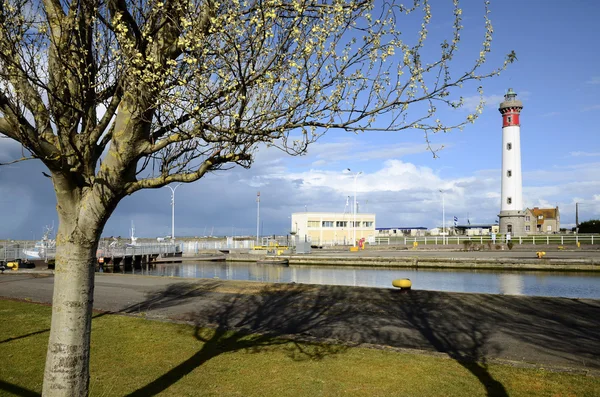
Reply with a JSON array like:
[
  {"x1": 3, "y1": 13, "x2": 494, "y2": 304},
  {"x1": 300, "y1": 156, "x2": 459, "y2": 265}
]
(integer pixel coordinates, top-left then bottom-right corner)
[
  {"x1": 439, "y1": 189, "x2": 445, "y2": 245},
  {"x1": 347, "y1": 169, "x2": 362, "y2": 247},
  {"x1": 576, "y1": 202, "x2": 579, "y2": 234}
]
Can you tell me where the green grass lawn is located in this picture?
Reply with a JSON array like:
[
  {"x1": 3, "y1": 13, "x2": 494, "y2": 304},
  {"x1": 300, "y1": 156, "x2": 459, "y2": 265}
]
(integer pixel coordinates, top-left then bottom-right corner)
[{"x1": 1, "y1": 299, "x2": 598, "y2": 396}]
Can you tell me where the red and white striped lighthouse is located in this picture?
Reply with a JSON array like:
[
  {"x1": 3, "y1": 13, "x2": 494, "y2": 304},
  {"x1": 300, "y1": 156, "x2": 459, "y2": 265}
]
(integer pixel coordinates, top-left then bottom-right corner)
[{"x1": 498, "y1": 88, "x2": 525, "y2": 236}]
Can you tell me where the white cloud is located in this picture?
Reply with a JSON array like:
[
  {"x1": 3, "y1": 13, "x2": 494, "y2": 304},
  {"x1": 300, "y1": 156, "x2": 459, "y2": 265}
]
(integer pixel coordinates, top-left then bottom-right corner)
[
  {"x1": 541, "y1": 111, "x2": 560, "y2": 117},
  {"x1": 2, "y1": 133, "x2": 600, "y2": 238},
  {"x1": 304, "y1": 139, "x2": 433, "y2": 163},
  {"x1": 461, "y1": 94, "x2": 505, "y2": 112},
  {"x1": 570, "y1": 151, "x2": 600, "y2": 157},
  {"x1": 460, "y1": 91, "x2": 531, "y2": 112},
  {"x1": 582, "y1": 104, "x2": 600, "y2": 112},
  {"x1": 586, "y1": 77, "x2": 600, "y2": 85}
]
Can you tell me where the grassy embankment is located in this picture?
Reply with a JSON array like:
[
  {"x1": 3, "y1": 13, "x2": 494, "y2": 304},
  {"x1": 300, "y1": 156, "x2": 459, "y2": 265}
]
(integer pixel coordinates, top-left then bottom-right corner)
[{"x1": 1, "y1": 299, "x2": 598, "y2": 396}]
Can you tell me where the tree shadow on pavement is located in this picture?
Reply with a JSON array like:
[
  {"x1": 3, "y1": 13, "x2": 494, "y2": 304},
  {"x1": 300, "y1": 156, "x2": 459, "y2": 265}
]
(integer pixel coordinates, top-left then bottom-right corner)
[
  {"x1": 119, "y1": 280, "x2": 224, "y2": 315},
  {"x1": 369, "y1": 290, "x2": 508, "y2": 397},
  {"x1": 125, "y1": 283, "x2": 355, "y2": 396},
  {"x1": 479, "y1": 295, "x2": 600, "y2": 368}
]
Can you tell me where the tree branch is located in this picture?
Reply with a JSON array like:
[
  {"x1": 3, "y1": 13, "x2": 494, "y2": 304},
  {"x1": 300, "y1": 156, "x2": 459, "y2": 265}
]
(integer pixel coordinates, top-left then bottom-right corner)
[{"x1": 123, "y1": 151, "x2": 252, "y2": 195}]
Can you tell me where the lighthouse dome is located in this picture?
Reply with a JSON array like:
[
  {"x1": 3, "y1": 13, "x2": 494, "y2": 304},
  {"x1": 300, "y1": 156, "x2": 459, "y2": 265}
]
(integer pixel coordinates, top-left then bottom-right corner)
[{"x1": 499, "y1": 88, "x2": 523, "y2": 110}]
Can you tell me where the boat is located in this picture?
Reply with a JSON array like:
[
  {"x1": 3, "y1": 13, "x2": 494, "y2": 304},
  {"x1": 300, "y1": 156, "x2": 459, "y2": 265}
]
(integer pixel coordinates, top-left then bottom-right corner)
[
  {"x1": 126, "y1": 221, "x2": 138, "y2": 247},
  {"x1": 106, "y1": 221, "x2": 138, "y2": 249},
  {"x1": 23, "y1": 225, "x2": 56, "y2": 260}
]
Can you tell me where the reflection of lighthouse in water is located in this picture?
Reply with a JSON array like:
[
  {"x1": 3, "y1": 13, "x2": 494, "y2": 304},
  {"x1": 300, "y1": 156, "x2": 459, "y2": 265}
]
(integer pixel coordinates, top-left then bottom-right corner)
[{"x1": 499, "y1": 274, "x2": 524, "y2": 295}]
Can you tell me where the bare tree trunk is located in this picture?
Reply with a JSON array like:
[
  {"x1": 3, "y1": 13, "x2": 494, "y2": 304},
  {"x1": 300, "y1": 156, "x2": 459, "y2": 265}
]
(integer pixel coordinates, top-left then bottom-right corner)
[{"x1": 42, "y1": 220, "x2": 100, "y2": 396}]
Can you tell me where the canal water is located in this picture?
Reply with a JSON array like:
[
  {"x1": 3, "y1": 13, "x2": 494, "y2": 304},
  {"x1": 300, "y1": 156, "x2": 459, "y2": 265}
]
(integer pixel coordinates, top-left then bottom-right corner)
[{"x1": 101, "y1": 261, "x2": 600, "y2": 299}]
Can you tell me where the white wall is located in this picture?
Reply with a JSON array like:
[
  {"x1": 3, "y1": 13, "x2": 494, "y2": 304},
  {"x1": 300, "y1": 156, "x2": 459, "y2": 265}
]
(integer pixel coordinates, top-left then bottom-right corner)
[{"x1": 501, "y1": 125, "x2": 523, "y2": 212}]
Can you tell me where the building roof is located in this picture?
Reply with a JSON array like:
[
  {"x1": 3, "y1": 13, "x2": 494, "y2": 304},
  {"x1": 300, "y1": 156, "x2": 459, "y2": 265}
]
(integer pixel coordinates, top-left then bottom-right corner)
[
  {"x1": 528, "y1": 207, "x2": 559, "y2": 222},
  {"x1": 455, "y1": 224, "x2": 494, "y2": 229},
  {"x1": 291, "y1": 212, "x2": 375, "y2": 217}
]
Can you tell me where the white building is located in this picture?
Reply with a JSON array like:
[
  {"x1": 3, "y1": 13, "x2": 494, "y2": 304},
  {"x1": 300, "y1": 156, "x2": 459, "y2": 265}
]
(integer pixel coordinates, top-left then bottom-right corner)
[
  {"x1": 291, "y1": 212, "x2": 376, "y2": 245},
  {"x1": 376, "y1": 227, "x2": 427, "y2": 237}
]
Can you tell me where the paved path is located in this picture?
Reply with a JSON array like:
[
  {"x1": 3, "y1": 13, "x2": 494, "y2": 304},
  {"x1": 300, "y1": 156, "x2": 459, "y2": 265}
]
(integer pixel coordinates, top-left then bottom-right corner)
[{"x1": 1, "y1": 273, "x2": 599, "y2": 374}]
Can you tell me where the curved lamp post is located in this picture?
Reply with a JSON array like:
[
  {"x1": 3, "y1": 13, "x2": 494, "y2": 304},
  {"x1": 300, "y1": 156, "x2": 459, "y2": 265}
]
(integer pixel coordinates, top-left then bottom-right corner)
[
  {"x1": 165, "y1": 183, "x2": 182, "y2": 242},
  {"x1": 347, "y1": 169, "x2": 363, "y2": 247}
]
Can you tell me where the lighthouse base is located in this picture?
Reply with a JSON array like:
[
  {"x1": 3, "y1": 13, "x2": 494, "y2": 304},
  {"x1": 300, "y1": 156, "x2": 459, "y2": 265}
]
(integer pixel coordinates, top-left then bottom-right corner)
[{"x1": 499, "y1": 210, "x2": 526, "y2": 237}]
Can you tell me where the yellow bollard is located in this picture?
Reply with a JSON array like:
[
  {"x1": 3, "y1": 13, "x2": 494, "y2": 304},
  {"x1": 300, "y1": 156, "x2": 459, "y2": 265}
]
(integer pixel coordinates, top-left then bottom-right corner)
[
  {"x1": 577, "y1": 242, "x2": 581, "y2": 248},
  {"x1": 536, "y1": 251, "x2": 546, "y2": 259},
  {"x1": 392, "y1": 279, "x2": 412, "y2": 290},
  {"x1": 413, "y1": 241, "x2": 418, "y2": 249},
  {"x1": 7, "y1": 261, "x2": 19, "y2": 270}
]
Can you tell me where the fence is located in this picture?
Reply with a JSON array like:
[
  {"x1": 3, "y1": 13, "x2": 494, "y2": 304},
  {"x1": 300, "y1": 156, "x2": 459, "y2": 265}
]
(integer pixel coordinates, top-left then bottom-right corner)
[
  {"x1": 96, "y1": 243, "x2": 181, "y2": 258},
  {"x1": 1, "y1": 242, "x2": 53, "y2": 262},
  {"x1": 373, "y1": 234, "x2": 598, "y2": 246},
  {"x1": 181, "y1": 239, "x2": 256, "y2": 254},
  {"x1": 1, "y1": 242, "x2": 181, "y2": 262}
]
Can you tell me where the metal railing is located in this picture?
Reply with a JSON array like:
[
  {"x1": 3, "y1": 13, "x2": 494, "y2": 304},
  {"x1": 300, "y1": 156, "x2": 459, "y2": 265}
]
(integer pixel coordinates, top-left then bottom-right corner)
[
  {"x1": 1, "y1": 242, "x2": 181, "y2": 262},
  {"x1": 1, "y1": 242, "x2": 52, "y2": 262},
  {"x1": 373, "y1": 234, "x2": 598, "y2": 246},
  {"x1": 181, "y1": 239, "x2": 255, "y2": 253},
  {"x1": 96, "y1": 243, "x2": 181, "y2": 258}
]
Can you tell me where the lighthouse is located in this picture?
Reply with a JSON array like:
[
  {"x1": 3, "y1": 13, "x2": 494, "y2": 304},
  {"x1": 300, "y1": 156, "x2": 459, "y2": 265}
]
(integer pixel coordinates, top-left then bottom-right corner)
[{"x1": 498, "y1": 88, "x2": 525, "y2": 236}]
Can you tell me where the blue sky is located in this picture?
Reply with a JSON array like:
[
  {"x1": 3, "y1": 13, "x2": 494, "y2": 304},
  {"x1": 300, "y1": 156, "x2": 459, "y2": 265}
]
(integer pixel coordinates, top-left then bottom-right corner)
[{"x1": 1, "y1": 0, "x2": 599, "y2": 239}]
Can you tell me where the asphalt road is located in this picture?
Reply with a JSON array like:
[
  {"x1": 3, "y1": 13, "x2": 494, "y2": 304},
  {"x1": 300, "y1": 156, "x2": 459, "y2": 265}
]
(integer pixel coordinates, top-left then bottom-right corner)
[{"x1": 1, "y1": 273, "x2": 599, "y2": 374}]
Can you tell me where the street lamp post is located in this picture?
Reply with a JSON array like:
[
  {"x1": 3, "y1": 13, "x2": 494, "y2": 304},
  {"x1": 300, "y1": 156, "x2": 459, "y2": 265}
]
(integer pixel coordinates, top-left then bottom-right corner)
[
  {"x1": 439, "y1": 189, "x2": 445, "y2": 245},
  {"x1": 347, "y1": 169, "x2": 363, "y2": 247},
  {"x1": 165, "y1": 183, "x2": 182, "y2": 242},
  {"x1": 256, "y1": 192, "x2": 260, "y2": 245}
]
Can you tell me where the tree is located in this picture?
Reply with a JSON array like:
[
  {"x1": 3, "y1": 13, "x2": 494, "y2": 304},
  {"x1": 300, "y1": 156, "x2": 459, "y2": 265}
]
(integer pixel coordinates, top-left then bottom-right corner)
[
  {"x1": 574, "y1": 220, "x2": 600, "y2": 234},
  {"x1": 0, "y1": 0, "x2": 514, "y2": 394}
]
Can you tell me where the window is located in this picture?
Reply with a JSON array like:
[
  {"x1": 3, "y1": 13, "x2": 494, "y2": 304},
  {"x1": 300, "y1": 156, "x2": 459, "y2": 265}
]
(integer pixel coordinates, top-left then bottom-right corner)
[
  {"x1": 507, "y1": 224, "x2": 512, "y2": 233},
  {"x1": 307, "y1": 221, "x2": 320, "y2": 228},
  {"x1": 547, "y1": 225, "x2": 552, "y2": 232},
  {"x1": 322, "y1": 221, "x2": 334, "y2": 227},
  {"x1": 538, "y1": 215, "x2": 543, "y2": 220},
  {"x1": 507, "y1": 197, "x2": 512, "y2": 204},
  {"x1": 506, "y1": 143, "x2": 512, "y2": 150},
  {"x1": 352, "y1": 221, "x2": 361, "y2": 227},
  {"x1": 363, "y1": 221, "x2": 373, "y2": 227},
  {"x1": 336, "y1": 221, "x2": 347, "y2": 228},
  {"x1": 507, "y1": 116, "x2": 512, "y2": 123},
  {"x1": 507, "y1": 170, "x2": 512, "y2": 177},
  {"x1": 525, "y1": 225, "x2": 530, "y2": 232},
  {"x1": 525, "y1": 216, "x2": 530, "y2": 221}
]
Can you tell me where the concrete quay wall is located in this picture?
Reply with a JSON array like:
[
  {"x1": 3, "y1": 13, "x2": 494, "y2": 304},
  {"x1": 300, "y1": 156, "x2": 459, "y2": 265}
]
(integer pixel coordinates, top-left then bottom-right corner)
[{"x1": 226, "y1": 252, "x2": 600, "y2": 272}]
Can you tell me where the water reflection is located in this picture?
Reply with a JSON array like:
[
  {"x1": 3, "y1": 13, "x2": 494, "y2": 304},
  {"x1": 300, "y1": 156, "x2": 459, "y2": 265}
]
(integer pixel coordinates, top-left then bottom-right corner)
[
  {"x1": 499, "y1": 274, "x2": 524, "y2": 295},
  {"x1": 97, "y1": 261, "x2": 600, "y2": 299}
]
